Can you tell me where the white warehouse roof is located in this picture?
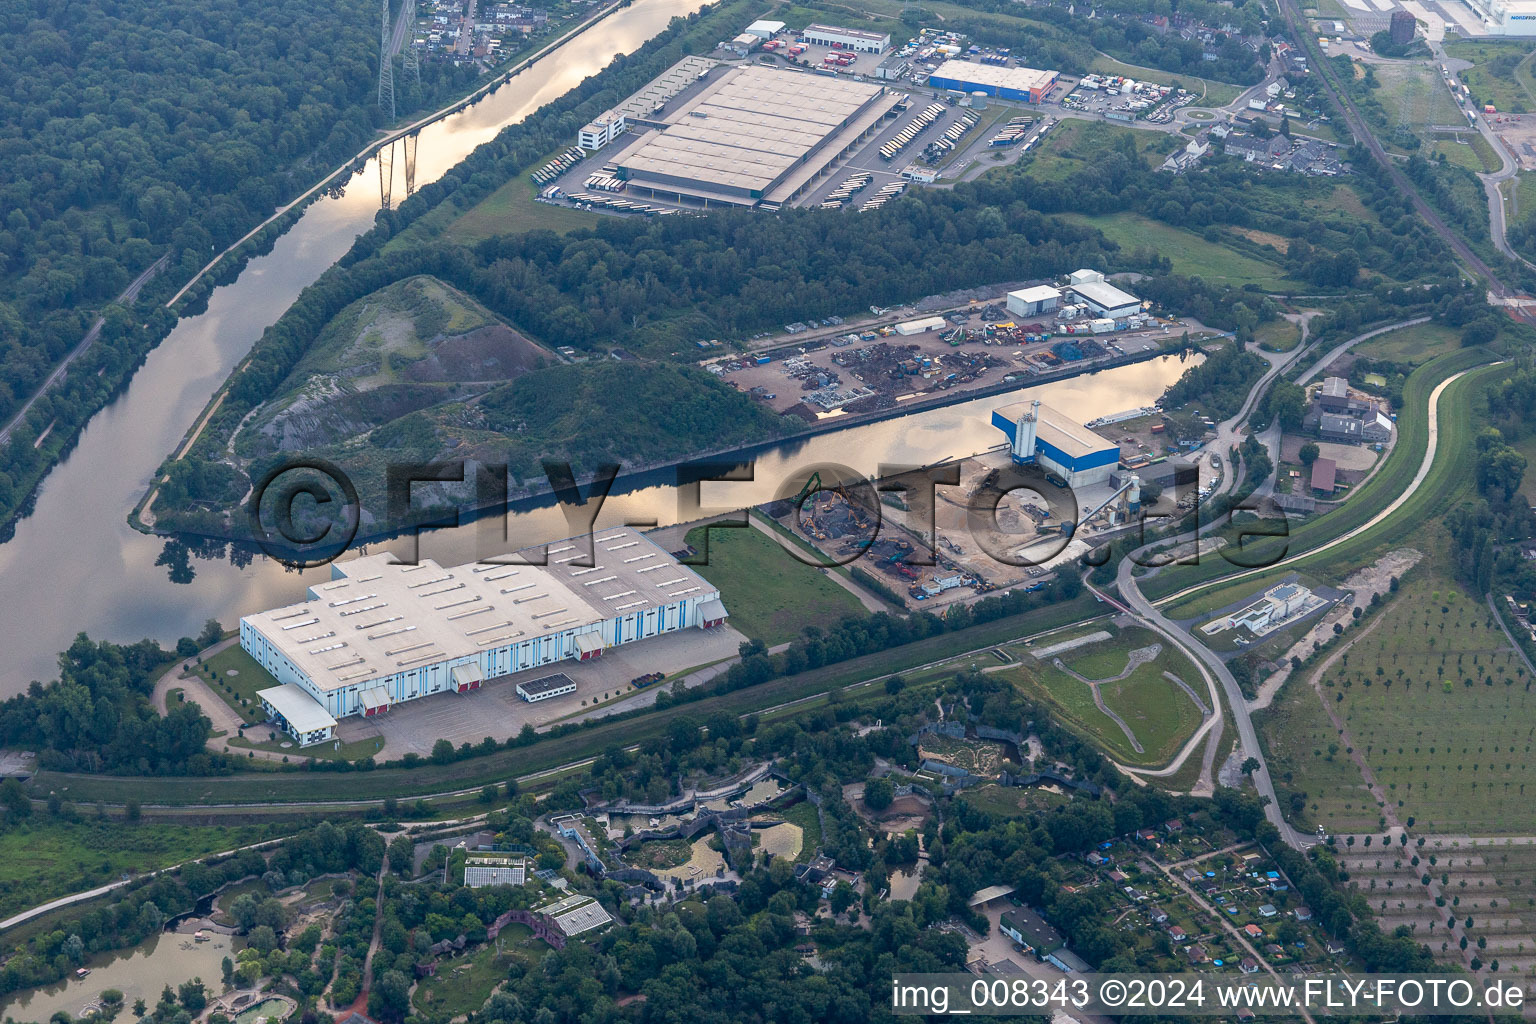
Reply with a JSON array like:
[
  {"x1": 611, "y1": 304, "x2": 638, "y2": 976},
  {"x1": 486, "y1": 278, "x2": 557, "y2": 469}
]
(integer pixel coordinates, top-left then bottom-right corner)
[
  {"x1": 747, "y1": 19, "x2": 785, "y2": 35},
  {"x1": 1069, "y1": 278, "x2": 1139, "y2": 311},
  {"x1": 928, "y1": 60, "x2": 1058, "y2": 95},
  {"x1": 243, "y1": 527, "x2": 711, "y2": 695},
  {"x1": 1009, "y1": 285, "x2": 1061, "y2": 304},
  {"x1": 258, "y1": 683, "x2": 339, "y2": 734}
]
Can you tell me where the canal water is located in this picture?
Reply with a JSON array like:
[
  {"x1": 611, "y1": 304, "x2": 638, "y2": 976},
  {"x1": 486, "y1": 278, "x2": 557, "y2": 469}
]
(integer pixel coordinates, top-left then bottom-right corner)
[{"x1": 0, "y1": 0, "x2": 1200, "y2": 695}]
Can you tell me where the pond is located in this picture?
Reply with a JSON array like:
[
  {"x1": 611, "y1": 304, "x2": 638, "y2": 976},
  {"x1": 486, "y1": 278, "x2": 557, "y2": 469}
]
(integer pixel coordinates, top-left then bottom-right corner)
[{"x1": 0, "y1": 927, "x2": 235, "y2": 1022}]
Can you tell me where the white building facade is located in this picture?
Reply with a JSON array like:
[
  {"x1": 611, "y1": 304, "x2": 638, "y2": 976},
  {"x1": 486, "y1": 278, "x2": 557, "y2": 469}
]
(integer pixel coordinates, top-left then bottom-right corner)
[
  {"x1": 240, "y1": 527, "x2": 728, "y2": 725},
  {"x1": 800, "y1": 23, "x2": 889, "y2": 52}
]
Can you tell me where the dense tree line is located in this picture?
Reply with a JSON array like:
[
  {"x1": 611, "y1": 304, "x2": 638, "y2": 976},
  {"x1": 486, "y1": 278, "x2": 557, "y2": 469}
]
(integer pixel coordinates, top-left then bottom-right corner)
[
  {"x1": 0, "y1": 0, "x2": 487, "y2": 427},
  {"x1": 0, "y1": 634, "x2": 231, "y2": 775},
  {"x1": 1160, "y1": 338, "x2": 1267, "y2": 419},
  {"x1": 0, "y1": 820, "x2": 380, "y2": 998}
]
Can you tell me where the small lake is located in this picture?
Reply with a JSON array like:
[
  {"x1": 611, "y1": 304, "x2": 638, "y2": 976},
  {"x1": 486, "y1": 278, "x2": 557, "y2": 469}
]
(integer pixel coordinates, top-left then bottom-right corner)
[{"x1": 1, "y1": 927, "x2": 235, "y2": 1022}]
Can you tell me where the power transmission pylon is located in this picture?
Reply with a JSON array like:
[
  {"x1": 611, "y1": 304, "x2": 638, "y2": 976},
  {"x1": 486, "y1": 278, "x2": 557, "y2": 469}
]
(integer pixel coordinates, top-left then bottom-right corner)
[
  {"x1": 377, "y1": 0, "x2": 395, "y2": 123},
  {"x1": 401, "y1": 0, "x2": 420, "y2": 86}
]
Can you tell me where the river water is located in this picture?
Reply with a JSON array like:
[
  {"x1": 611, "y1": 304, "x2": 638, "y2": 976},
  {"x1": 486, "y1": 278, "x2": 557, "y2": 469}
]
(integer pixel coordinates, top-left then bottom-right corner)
[{"x1": 0, "y1": 0, "x2": 1198, "y2": 695}]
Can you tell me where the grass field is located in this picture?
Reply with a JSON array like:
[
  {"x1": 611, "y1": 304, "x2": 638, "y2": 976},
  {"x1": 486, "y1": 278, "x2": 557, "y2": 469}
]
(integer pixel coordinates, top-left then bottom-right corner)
[
  {"x1": 1023, "y1": 119, "x2": 1178, "y2": 182},
  {"x1": 196, "y1": 645, "x2": 281, "y2": 727},
  {"x1": 1254, "y1": 319, "x2": 1302, "y2": 353},
  {"x1": 1306, "y1": 182, "x2": 1380, "y2": 226},
  {"x1": 779, "y1": 798, "x2": 822, "y2": 863},
  {"x1": 0, "y1": 820, "x2": 286, "y2": 921},
  {"x1": 412, "y1": 931, "x2": 545, "y2": 1016},
  {"x1": 1444, "y1": 39, "x2": 1536, "y2": 114},
  {"x1": 1004, "y1": 625, "x2": 1206, "y2": 767},
  {"x1": 447, "y1": 171, "x2": 601, "y2": 243},
  {"x1": 1431, "y1": 132, "x2": 1501, "y2": 174},
  {"x1": 959, "y1": 782, "x2": 1071, "y2": 817},
  {"x1": 1373, "y1": 63, "x2": 1465, "y2": 132},
  {"x1": 1353, "y1": 320, "x2": 1463, "y2": 365},
  {"x1": 684, "y1": 523, "x2": 865, "y2": 644},
  {"x1": 1062, "y1": 212, "x2": 1300, "y2": 291}
]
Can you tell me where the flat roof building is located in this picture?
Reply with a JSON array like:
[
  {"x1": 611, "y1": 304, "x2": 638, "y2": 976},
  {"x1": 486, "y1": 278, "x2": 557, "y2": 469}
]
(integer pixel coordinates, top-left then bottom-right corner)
[
  {"x1": 746, "y1": 19, "x2": 785, "y2": 38},
  {"x1": 613, "y1": 65, "x2": 901, "y2": 209},
  {"x1": 800, "y1": 23, "x2": 890, "y2": 52},
  {"x1": 926, "y1": 60, "x2": 1060, "y2": 103},
  {"x1": 516, "y1": 673, "x2": 579, "y2": 702},
  {"x1": 1007, "y1": 285, "x2": 1061, "y2": 317},
  {"x1": 992, "y1": 399, "x2": 1120, "y2": 487},
  {"x1": 1000, "y1": 907, "x2": 1064, "y2": 955},
  {"x1": 257, "y1": 683, "x2": 339, "y2": 747},
  {"x1": 240, "y1": 526, "x2": 726, "y2": 725},
  {"x1": 1462, "y1": 0, "x2": 1536, "y2": 33},
  {"x1": 1065, "y1": 270, "x2": 1140, "y2": 318}
]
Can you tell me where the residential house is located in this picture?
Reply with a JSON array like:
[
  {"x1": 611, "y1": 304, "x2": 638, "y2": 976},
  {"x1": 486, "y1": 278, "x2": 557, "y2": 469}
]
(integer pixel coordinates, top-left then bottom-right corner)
[
  {"x1": 1243, "y1": 924, "x2": 1264, "y2": 939},
  {"x1": 1259, "y1": 904, "x2": 1278, "y2": 918},
  {"x1": 1239, "y1": 956, "x2": 1260, "y2": 974},
  {"x1": 1293, "y1": 906, "x2": 1313, "y2": 921},
  {"x1": 1168, "y1": 925, "x2": 1188, "y2": 942}
]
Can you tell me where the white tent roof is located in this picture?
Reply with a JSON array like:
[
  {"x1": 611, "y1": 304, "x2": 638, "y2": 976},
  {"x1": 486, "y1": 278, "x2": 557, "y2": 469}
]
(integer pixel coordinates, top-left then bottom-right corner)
[
  {"x1": 700, "y1": 598, "x2": 729, "y2": 620},
  {"x1": 450, "y1": 663, "x2": 483, "y2": 686},
  {"x1": 574, "y1": 633, "x2": 604, "y2": 654},
  {"x1": 259, "y1": 684, "x2": 338, "y2": 733}
]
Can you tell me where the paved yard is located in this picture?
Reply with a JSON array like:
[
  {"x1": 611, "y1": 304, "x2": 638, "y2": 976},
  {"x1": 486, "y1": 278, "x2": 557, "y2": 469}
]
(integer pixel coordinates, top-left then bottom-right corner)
[{"x1": 335, "y1": 624, "x2": 745, "y2": 757}]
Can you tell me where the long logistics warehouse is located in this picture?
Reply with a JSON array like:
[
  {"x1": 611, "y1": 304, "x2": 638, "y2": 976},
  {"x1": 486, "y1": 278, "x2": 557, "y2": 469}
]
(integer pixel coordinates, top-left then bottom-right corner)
[
  {"x1": 612, "y1": 64, "x2": 903, "y2": 209},
  {"x1": 241, "y1": 527, "x2": 729, "y2": 745}
]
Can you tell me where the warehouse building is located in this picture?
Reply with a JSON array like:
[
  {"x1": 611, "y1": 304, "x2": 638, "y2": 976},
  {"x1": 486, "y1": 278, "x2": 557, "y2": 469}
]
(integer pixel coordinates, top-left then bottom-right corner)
[
  {"x1": 1007, "y1": 285, "x2": 1061, "y2": 318},
  {"x1": 926, "y1": 60, "x2": 1059, "y2": 103},
  {"x1": 1065, "y1": 269, "x2": 1141, "y2": 319},
  {"x1": 612, "y1": 65, "x2": 902, "y2": 209},
  {"x1": 746, "y1": 18, "x2": 785, "y2": 38},
  {"x1": 240, "y1": 526, "x2": 727, "y2": 740},
  {"x1": 800, "y1": 23, "x2": 890, "y2": 52},
  {"x1": 1462, "y1": 0, "x2": 1536, "y2": 34},
  {"x1": 992, "y1": 399, "x2": 1120, "y2": 487}
]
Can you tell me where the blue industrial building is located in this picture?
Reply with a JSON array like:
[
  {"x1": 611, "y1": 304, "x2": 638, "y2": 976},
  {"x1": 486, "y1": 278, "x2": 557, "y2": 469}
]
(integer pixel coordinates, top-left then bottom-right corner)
[
  {"x1": 926, "y1": 60, "x2": 1059, "y2": 103},
  {"x1": 992, "y1": 400, "x2": 1119, "y2": 487}
]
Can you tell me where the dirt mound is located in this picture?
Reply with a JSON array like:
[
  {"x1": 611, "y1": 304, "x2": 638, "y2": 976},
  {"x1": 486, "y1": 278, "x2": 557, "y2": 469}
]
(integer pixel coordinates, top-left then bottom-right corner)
[{"x1": 402, "y1": 324, "x2": 550, "y2": 383}]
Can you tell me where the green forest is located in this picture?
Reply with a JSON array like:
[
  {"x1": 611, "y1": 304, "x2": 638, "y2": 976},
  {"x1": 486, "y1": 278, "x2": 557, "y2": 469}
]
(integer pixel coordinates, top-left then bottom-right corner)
[{"x1": 0, "y1": 0, "x2": 541, "y2": 533}]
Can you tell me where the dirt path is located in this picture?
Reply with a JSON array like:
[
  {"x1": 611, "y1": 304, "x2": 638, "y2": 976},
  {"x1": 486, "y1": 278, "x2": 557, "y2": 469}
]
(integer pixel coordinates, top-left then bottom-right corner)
[{"x1": 1051, "y1": 644, "x2": 1159, "y2": 754}]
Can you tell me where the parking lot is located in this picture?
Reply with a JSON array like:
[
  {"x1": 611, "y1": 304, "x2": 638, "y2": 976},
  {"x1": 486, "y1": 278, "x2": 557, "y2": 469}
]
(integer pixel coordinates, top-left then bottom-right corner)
[{"x1": 334, "y1": 623, "x2": 745, "y2": 756}]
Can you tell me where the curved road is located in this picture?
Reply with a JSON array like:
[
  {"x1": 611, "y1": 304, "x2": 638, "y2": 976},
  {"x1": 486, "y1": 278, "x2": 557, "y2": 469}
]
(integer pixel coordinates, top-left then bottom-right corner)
[{"x1": 1119, "y1": 368, "x2": 1472, "y2": 850}]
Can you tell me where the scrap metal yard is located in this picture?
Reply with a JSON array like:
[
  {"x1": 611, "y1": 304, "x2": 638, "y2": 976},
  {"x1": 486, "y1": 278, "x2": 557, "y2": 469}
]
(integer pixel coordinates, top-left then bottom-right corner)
[{"x1": 707, "y1": 293, "x2": 1212, "y2": 419}]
